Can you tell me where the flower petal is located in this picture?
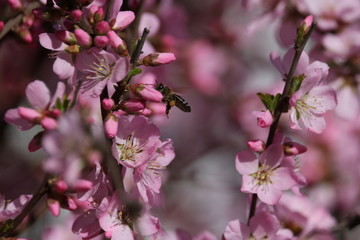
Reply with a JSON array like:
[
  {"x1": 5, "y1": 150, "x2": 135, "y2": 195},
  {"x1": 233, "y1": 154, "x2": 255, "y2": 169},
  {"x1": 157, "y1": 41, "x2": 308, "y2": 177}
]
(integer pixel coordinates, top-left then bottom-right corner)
[
  {"x1": 259, "y1": 144, "x2": 284, "y2": 168},
  {"x1": 257, "y1": 184, "x2": 282, "y2": 205},
  {"x1": 53, "y1": 52, "x2": 75, "y2": 80},
  {"x1": 235, "y1": 150, "x2": 258, "y2": 175},
  {"x1": 271, "y1": 167, "x2": 298, "y2": 190},
  {"x1": 26, "y1": 80, "x2": 51, "y2": 109}
]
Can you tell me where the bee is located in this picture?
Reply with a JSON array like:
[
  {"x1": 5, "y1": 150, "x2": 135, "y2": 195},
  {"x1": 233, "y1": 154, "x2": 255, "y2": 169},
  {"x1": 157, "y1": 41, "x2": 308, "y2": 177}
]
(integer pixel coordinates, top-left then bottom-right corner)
[{"x1": 155, "y1": 83, "x2": 191, "y2": 115}]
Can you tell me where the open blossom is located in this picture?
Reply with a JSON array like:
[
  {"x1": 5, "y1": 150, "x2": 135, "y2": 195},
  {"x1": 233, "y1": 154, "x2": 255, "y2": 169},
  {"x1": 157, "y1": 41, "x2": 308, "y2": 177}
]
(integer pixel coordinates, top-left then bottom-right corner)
[
  {"x1": 235, "y1": 144, "x2": 298, "y2": 205},
  {"x1": 223, "y1": 211, "x2": 282, "y2": 240},
  {"x1": 4, "y1": 80, "x2": 65, "y2": 131},
  {"x1": 111, "y1": 115, "x2": 161, "y2": 168},
  {"x1": 76, "y1": 48, "x2": 129, "y2": 97},
  {"x1": 271, "y1": 49, "x2": 337, "y2": 133},
  {"x1": 96, "y1": 193, "x2": 160, "y2": 240}
]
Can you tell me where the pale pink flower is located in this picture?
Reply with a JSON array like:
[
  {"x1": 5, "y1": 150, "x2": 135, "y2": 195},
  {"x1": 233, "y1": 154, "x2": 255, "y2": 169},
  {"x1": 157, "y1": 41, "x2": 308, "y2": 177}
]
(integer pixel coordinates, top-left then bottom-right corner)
[
  {"x1": 223, "y1": 211, "x2": 281, "y2": 240},
  {"x1": 5, "y1": 80, "x2": 65, "y2": 131},
  {"x1": 75, "y1": 48, "x2": 129, "y2": 97},
  {"x1": 96, "y1": 193, "x2": 160, "y2": 240},
  {"x1": 275, "y1": 192, "x2": 336, "y2": 237},
  {"x1": 235, "y1": 144, "x2": 298, "y2": 205},
  {"x1": 111, "y1": 115, "x2": 161, "y2": 168}
]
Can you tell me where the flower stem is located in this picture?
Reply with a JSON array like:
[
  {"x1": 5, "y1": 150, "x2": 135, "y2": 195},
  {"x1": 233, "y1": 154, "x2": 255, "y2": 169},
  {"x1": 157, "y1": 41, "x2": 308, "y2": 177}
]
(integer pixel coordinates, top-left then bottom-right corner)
[{"x1": 247, "y1": 21, "x2": 317, "y2": 224}]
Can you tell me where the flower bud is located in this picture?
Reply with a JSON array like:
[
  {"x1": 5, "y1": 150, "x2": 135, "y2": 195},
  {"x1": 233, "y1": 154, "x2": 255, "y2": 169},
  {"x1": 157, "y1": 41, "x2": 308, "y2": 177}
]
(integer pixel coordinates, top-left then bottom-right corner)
[
  {"x1": 104, "y1": 113, "x2": 118, "y2": 139},
  {"x1": 102, "y1": 98, "x2": 115, "y2": 111},
  {"x1": 302, "y1": 15, "x2": 313, "y2": 34},
  {"x1": 107, "y1": 30, "x2": 128, "y2": 56},
  {"x1": 141, "y1": 53, "x2": 176, "y2": 66},
  {"x1": 94, "y1": 35, "x2": 109, "y2": 48},
  {"x1": 47, "y1": 198, "x2": 60, "y2": 217},
  {"x1": 74, "y1": 28, "x2": 92, "y2": 47},
  {"x1": 283, "y1": 142, "x2": 307, "y2": 156},
  {"x1": 0, "y1": 21, "x2": 4, "y2": 32},
  {"x1": 253, "y1": 110, "x2": 273, "y2": 128},
  {"x1": 28, "y1": 131, "x2": 43, "y2": 152},
  {"x1": 54, "y1": 180, "x2": 68, "y2": 193},
  {"x1": 70, "y1": 9, "x2": 83, "y2": 22},
  {"x1": 111, "y1": 11, "x2": 135, "y2": 31},
  {"x1": 55, "y1": 30, "x2": 77, "y2": 45},
  {"x1": 122, "y1": 99, "x2": 146, "y2": 112},
  {"x1": 94, "y1": 21, "x2": 110, "y2": 35},
  {"x1": 94, "y1": 7, "x2": 105, "y2": 23},
  {"x1": 132, "y1": 84, "x2": 163, "y2": 102},
  {"x1": 16, "y1": 26, "x2": 32, "y2": 43},
  {"x1": 247, "y1": 139, "x2": 265, "y2": 153}
]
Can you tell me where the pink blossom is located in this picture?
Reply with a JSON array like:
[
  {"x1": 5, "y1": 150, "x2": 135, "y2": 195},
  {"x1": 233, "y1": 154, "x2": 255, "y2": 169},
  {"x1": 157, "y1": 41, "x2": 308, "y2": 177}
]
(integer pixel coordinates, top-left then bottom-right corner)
[
  {"x1": 275, "y1": 192, "x2": 336, "y2": 237},
  {"x1": 96, "y1": 193, "x2": 160, "y2": 240},
  {"x1": 247, "y1": 139, "x2": 265, "y2": 153},
  {"x1": 235, "y1": 144, "x2": 298, "y2": 205},
  {"x1": 4, "y1": 80, "x2": 65, "y2": 131},
  {"x1": 223, "y1": 211, "x2": 281, "y2": 240},
  {"x1": 75, "y1": 47, "x2": 129, "y2": 97},
  {"x1": 111, "y1": 115, "x2": 161, "y2": 168}
]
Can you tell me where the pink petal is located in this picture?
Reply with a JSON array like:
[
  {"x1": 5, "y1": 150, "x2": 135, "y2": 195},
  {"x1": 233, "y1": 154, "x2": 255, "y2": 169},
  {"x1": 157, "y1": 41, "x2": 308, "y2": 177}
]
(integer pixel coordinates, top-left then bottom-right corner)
[
  {"x1": 271, "y1": 167, "x2": 298, "y2": 190},
  {"x1": 4, "y1": 108, "x2": 34, "y2": 130},
  {"x1": 108, "y1": 0, "x2": 123, "y2": 20},
  {"x1": 49, "y1": 81, "x2": 66, "y2": 107},
  {"x1": 110, "y1": 57, "x2": 129, "y2": 84},
  {"x1": 307, "y1": 85, "x2": 337, "y2": 113},
  {"x1": 112, "y1": 11, "x2": 135, "y2": 30},
  {"x1": 138, "y1": 13, "x2": 160, "y2": 37},
  {"x1": 257, "y1": 184, "x2": 282, "y2": 205},
  {"x1": 112, "y1": 225, "x2": 134, "y2": 240},
  {"x1": 235, "y1": 151, "x2": 258, "y2": 175},
  {"x1": 259, "y1": 144, "x2": 284, "y2": 168},
  {"x1": 53, "y1": 52, "x2": 75, "y2": 79},
  {"x1": 39, "y1": 33, "x2": 67, "y2": 51},
  {"x1": 223, "y1": 219, "x2": 250, "y2": 240},
  {"x1": 270, "y1": 51, "x2": 286, "y2": 75},
  {"x1": 241, "y1": 175, "x2": 257, "y2": 194},
  {"x1": 250, "y1": 211, "x2": 280, "y2": 238},
  {"x1": 26, "y1": 80, "x2": 50, "y2": 109},
  {"x1": 135, "y1": 214, "x2": 160, "y2": 236}
]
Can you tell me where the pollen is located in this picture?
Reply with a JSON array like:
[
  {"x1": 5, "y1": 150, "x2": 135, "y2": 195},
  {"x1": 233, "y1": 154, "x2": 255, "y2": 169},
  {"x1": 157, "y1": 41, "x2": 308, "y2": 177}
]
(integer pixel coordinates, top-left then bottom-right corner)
[
  {"x1": 251, "y1": 163, "x2": 273, "y2": 186},
  {"x1": 116, "y1": 134, "x2": 143, "y2": 163}
]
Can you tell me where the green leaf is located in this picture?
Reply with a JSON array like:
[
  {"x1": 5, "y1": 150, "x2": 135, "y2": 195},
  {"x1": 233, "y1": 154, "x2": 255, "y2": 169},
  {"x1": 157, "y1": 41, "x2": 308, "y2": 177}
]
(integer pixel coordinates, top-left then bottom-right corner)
[
  {"x1": 128, "y1": 68, "x2": 142, "y2": 77},
  {"x1": 257, "y1": 92, "x2": 281, "y2": 115}
]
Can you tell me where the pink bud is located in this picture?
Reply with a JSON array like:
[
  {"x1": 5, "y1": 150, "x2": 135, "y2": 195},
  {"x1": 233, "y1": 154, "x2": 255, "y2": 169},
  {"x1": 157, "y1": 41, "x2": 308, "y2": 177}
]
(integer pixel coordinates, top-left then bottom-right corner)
[
  {"x1": 74, "y1": 28, "x2": 92, "y2": 47},
  {"x1": 94, "y1": 21, "x2": 110, "y2": 35},
  {"x1": 122, "y1": 99, "x2": 146, "y2": 112},
  {"x1": 94, "y1": 7, "x2": 105, "y2": 23},
  {"x1": 105, "y1": 231, "x2": 112, "y2": 239},
  {"x1": 104, "y1": 113, "x2": 118, "y2": 139},
  {"x1": 23, "y1": 14, "x2": 34, "y2": 27},
  {"x1": 47, "y1": 198, "x2": 61, "y2": 217},
  {"x1": 0, "y1": 21, "x2": 4, "y2": 32},
  {"x1": 7, "y1": 0, "x2": 22, "y2": 10},
  {"x1": 302, "y1": 15, "x2": 313, "y2": 32},
  {"x1": 88, "y1": 5, "x2": 99, "y2": 24},
  {"x1": 17, "y1": 26, "x2": 32, "y2": 43},
  {"x1": 141, "y1": 53, "x2": 176, "y2": 66},
  {"x1": 142, "y1": 108, "x2": 152, "y2": 116},
  {"x1": 247, "y1": 139, "x2": 265, "y2": 153},
  {"x1": 73, "y1": 179, "x2": 93, "y2": 191},
  {"x1": 66, "y1": 197, "x2": 77, "y2": 210},
  {"x1": 253, "y1": 110, "x2": 273, "y2": 128},
  {"x1": 102, "y1": 98, "x2": 115, "y2": 111},
  {"x1": 18, "y1": 107, "x2": 41, "y2": 122},
  {"x1": 107, "y1": 30, "x2": 128, "y2": 56},
  {"x1": 48, "y1": 109, "x2": 61, "y2": 118},
  {"x1": 55, "y1": 30, "x2": 77, "y2": 45},
  {"x1": 283, "y1": 142, "x2": 307, "y2": 156},
  {"x1": 94, "y1": 35, "x2": 109, "y2": 48},
  {"x1": 70, "y1": 9, "x2": 83, "y2": 21},
  {"x1": 41, "y1": 117, "x2": 57, "y2": 130},
  {"x1": 133, "y1": 84, "x2": 164, "y2": 102},
  {"x1": 28, "y1": 131, "x2": 43, "y2": 152},
  {"x1": 54, "y1": 180, "x2": 68, "y2": 193}
]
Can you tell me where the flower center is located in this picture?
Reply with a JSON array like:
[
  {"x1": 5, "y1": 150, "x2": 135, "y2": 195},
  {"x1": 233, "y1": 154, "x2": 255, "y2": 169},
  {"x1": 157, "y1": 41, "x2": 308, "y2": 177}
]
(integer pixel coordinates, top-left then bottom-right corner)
[
  {"x1": 251, "y1": 164, "x2": 272, "y2": 186},
  {"x1": 116, "y1": 134, "x2": 143, "y2": 163}
]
